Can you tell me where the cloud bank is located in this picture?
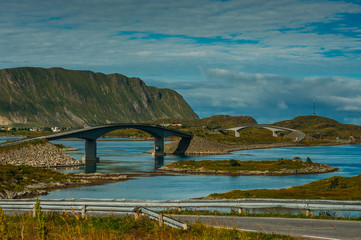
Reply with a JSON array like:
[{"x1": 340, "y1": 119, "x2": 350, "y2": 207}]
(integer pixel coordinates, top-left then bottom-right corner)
[
  {"x1": 1, "y1": 0, "x2": 361, "y2": 123},
  {"x1": 149, "y1": 69, "x2": 361, "y2": 123}
]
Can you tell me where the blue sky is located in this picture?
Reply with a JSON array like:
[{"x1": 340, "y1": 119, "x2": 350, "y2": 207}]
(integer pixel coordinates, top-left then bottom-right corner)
[{"x1": 2, "y1": 0, "x2": 361, "y2": 124}]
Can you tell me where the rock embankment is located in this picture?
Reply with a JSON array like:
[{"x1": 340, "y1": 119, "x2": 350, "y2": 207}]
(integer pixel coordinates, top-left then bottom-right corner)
[
  {"x1": 150, "y1": 136, "x2": 297, "y2": 156},
  {"x1": 0, "y1": 141, "x2": 82, "y2": 168}
]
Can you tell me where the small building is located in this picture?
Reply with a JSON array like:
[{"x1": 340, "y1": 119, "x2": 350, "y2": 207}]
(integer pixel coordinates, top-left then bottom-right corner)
[
  {"x1": 349, "y1": 136, "x2": 359, "y2": 143},
  {"x1": 51, "y1": 127, "x2": 61, "y2": 132}
]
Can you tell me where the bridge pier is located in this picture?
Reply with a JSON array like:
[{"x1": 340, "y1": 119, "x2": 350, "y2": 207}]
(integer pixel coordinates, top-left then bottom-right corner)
[
  {"x1": 82, "y1": 139, "x2": 99, "y2": 162},
  {"x1": 153, "y1": 137, "x2": 165, "y2": 157},
  {"x1": 82, "y1": 139, "x2": 99, "y2": 173}
]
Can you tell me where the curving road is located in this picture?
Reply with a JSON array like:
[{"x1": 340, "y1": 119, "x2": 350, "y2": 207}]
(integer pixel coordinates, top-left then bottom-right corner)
[{"x1": 173, "y1": 215, "x2": 361, "y2": 240}]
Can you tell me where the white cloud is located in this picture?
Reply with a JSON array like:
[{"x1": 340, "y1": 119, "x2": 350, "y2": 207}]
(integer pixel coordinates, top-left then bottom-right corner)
[
  {"x1": 277, "y1": 101, "x2": 288, "y2": 110},
  {"x1": 146, "y1": 68, "x2": 361, "y2": 123},
  {"x1": 2, "y1": 0, "x2": 361, "y2": 123}
]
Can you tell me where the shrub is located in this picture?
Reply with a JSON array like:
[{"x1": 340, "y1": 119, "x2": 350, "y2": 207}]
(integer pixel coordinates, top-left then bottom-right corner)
[
  {"x1": 329, "y1": 177, "x2": 339, "y2": 189},
  {"x1": 229, "y1": 160, "x2": 240, "y2": 167}
]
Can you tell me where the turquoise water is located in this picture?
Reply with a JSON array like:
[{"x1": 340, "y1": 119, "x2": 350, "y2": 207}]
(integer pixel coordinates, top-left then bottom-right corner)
[{"x1": 1, "y1": 137, "x2": 360, "y2": 200}]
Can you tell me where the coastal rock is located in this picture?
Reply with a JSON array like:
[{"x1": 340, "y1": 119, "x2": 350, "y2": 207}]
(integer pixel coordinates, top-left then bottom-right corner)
[
  {"x1": 0, "y1": 141, "x2": 83, "y2": 168},
  {"x1": 160, "y1": 162, "x2": 338, "y2": 176}
]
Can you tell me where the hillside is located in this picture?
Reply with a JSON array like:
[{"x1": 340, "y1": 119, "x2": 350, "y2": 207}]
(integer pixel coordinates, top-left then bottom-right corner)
[
  {"x1": 151, "y1": 115, "x2": 257, "y2": 129},
  {"x1": 274, "y1": 115, "x2": 361, "y2": 140},
  {"x1": 0, "y1": 67, "x2": 198, "y2": 127}
]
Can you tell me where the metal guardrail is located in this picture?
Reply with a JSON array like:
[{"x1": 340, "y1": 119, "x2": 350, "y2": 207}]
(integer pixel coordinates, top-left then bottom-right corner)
[
  {"x1": 0, "y1": 198, "x2": 360, "y2": 217},
  {"x1": 134, "y1": 206, "x2": 188, "y2": 229}
]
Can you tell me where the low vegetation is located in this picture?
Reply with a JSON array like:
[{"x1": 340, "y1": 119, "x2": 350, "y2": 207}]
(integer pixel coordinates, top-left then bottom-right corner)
[
  {"x1": 0, "y1": 206, "x2": 302, "y2": 240},
  {"x1": 275, "y1": 115, "x2": 361, "y2": 142},
  {"x1": 105, "y1": 115, "x2": 360, "y2": 144},
  {"x1": 0, "y1": 139, "x2": 49, "y2": 154},
  {"x1": 0, "y1": 130, "x2": 52, "y2": 137},
  {"x1": 3, "y1": 115, "x2": 360, "y2": 145},
  {"x1": 105, "y1": 128, "x2": 152, "y2": 138},
  {"x1": 0, "y1": 164, "x2": 76, "y2": 193},
  {"x1": 103, "y1": 115, "x2": 291, "y2": 144},
  {"x1": 207, "y1": 174, "x2": 361, "y2": 200},
  {"x1": 160, "y1": 158, "x2": 337, "y2": 175}
]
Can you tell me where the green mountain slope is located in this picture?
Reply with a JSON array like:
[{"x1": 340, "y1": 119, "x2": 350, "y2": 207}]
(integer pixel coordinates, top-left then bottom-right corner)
[
  {"x1": 0, "y1": 67, "x2": 198, "y2": 127},
  {"x1": 274, "y1": 115, "x2": 361, "y2": 139},
  {"x1": 151, "y1": 115, "x2": 257, "y2": 128}
]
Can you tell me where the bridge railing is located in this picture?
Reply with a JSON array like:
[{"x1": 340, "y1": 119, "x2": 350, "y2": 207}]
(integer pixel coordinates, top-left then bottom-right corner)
[{"x1": 0, "y1": 198, "x2": 360, "y2": 217}]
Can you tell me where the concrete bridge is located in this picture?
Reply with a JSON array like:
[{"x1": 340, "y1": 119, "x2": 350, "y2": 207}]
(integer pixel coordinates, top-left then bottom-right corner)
[
  {"x1": 0, "y1": 124, "x2": 193, "y2": 172},
  {"x1": 219, "y1": 124, "x2": 305, "y2": 141}
]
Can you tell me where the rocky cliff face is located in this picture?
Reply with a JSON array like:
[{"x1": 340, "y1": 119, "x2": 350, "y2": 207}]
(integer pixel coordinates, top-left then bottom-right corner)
[{"x1": 0, "y1": 67, "x2": 198, "y2": 127}]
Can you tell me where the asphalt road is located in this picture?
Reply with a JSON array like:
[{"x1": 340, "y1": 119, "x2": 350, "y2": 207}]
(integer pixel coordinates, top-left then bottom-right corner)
[{"x1": 173, "y1": 215, "x2": 361, "y2": 240}]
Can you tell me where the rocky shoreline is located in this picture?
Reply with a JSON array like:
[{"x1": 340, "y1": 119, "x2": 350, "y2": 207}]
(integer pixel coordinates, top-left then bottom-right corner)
[
  {"x1": 159, "y1": 165, "x2": 338, "y2": 176},
  {"x1": 0, "y1": 173, "x2": 128, "y2": 199},
  {"x1": 0, "y1": 140, "x2": 129, "y2": 199},
  {"x1": 159, "y1": 158, "x2": 338, "y2": 176}
]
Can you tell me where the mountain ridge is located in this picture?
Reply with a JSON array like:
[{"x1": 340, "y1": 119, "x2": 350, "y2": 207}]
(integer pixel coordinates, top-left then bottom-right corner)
[{"x1": 0, "y1": 67, "x2": 198, "y2": 127}]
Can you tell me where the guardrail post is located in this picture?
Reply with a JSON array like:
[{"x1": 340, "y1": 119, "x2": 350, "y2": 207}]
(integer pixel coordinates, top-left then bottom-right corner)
[
  {"x1": 134, "y1": 206, "x2": 141, "y2": 220},
  {"x1": 158, "y1": 214, "x2": 164, "y2": 226},
  {"x1": 33, "y1": 204, "x2": 36, "y2": 218},
  {"x1": 182, "y1": 223, "x2": 188, "y2": 230},
  {"x1": 82, "y1": 205, "x2": 87, "y2": 218}
]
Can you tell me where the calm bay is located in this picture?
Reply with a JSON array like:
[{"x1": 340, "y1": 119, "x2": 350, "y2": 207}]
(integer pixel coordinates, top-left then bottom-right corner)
[{"x1": 1, "y1": 137, "x2": 360, "y2": 200}]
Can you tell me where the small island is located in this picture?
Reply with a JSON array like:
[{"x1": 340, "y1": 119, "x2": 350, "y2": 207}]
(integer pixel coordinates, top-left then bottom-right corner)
[
  {"x1": 159, "y1": 158, "x2": 338, "y2": 176},
  {"x1": 206, "y1": 174, "x2": 361, "y2": 200}
]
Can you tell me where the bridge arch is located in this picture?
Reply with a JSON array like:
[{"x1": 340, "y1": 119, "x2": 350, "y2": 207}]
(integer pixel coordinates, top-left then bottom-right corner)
[
  {"x1": 46, "y1": 123, "x2": 192, "y2": 159},
  {"x1": 219, "y1": 124, "x2": 305, "y2": 141},
  {"x1": 42, "y1": 124, "x2": 193, "y2": 172}
]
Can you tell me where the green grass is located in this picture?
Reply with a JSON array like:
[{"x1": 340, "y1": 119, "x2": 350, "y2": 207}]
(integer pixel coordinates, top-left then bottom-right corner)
[
  {"x1": 275, "y1": 115, "x2": 361, "y2": 141},
  {"x1": 207, "y1": 174, "x2": 361, "y2": 200},
  {"x1": 105, "y1": 128, "x2": 152, "y2": 138},
  {"x1": 0, "y1": 130, "x2": 52, "y2": 137},
  {"x1": 162, "y1": 158, "x2": 335, "y2": 174},
  {"x1": 0, "y1": 209, "x2": 303, "y2": 240},
  {"x1": 0, "y1": 164, "x2": 76, "y2": 192}
]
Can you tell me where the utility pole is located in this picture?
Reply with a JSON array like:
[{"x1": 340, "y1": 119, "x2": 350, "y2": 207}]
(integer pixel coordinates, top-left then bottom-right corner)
[{"x1": 313, "y1": 99, "x2": 316, "y2": 116}]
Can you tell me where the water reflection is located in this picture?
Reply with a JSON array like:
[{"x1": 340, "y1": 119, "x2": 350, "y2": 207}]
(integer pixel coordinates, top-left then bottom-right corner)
[
  {"x1": 84, "y1": 161, "x2": 97, "y2": 173},
  {"x1": 84, "y1": 155, "x2": 164, "y2": 173},
  {"x1": 154, "y1": 156, "x2": 164, "y2": 169}
]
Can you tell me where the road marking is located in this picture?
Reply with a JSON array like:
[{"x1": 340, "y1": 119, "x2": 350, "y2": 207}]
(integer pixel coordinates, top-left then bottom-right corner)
[
  {"x1": 211, "y1": 225, "x2": 258, "y2": 232},
  {"x1": 207, "y1": 225, "x2": 343, "y2": 240},
  {"x1": 301, "y1": 235, "x2": 341, "y2": 240}
]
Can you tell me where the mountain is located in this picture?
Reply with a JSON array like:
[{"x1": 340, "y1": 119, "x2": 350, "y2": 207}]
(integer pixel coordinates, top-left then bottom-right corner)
[{"x1": 0, "y1": 67, "x2": 198, "y2": 127}]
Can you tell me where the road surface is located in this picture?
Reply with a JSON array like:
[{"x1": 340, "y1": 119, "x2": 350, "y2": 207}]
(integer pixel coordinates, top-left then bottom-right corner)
[{"x1": 173, "y1": 215, "x2": 361, "y2": 240}]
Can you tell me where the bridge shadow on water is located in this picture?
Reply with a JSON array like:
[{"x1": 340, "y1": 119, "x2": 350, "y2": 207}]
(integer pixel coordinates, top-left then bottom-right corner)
[
  {"x1": 84, "y1": 156, "x2": 165, "y2": 173},
  {"x1": 154, "y1": 156, "x2": 164, "y2": 169}
]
